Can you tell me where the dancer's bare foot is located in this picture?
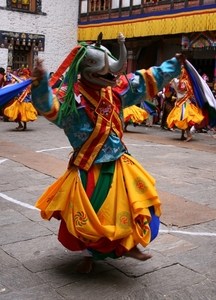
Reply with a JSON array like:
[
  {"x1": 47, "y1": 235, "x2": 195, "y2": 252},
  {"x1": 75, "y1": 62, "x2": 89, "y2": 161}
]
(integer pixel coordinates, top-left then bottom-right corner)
[
  {"x1": 15, "y1": 125, "x2": 23, "y2": 130},
  {"x1": 180, "y1": 136, "x2": 186, "y2": 140},
  {"x1": 184, "y1": 136, "x2": 192, "y2": 142},
  {"x1": 123, "y1": 246, "x2": 152, "y2": 261},
  {"x1": 22, "y1": 122, "x2": 27, "y2": 131},
  {"x1": 77, "y1": 257, "x2": 94, "y2": 274}
]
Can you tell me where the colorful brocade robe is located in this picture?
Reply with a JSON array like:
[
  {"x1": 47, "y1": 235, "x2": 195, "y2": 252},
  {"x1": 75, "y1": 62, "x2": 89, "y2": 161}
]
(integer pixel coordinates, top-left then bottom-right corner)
[{"x1": 31, "y1": 57, "x2": 181, "y2": 168}]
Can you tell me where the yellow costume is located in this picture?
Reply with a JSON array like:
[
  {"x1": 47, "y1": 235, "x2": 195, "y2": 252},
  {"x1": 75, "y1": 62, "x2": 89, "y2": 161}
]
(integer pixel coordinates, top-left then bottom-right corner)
[
  {"x1": 36, "y1": 153, "x2": 161, "y2": 254},
  {"x1": 123, "y1": 105, "x2": 148, "y2": 126},
  {"x1": 4, "y1": 68, "x2": 37, "y2": 127},
  {"x1": 167, "y1": 68, "x2": 204, "y2": 130}
]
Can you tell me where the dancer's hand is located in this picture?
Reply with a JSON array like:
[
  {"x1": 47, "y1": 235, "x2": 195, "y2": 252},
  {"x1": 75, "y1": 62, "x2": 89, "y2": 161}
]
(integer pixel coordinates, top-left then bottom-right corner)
[
  {"x1": 32, "y1": 57, "x2": 46, "y2": 81},
  {"x1": 175, "y1": 53, "x2": 186, "y2": 67},
  {"x1": 118, "y1": 32, "x2": 125, "y2": 44}
]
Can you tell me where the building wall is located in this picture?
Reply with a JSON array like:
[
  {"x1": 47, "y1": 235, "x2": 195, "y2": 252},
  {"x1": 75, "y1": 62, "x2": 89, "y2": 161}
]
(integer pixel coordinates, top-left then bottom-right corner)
[
  {"x1": 0, "y1": 0, "x2": 79, "y2": 73},
  {"x1": 162, "y1": 44, "x2": 182, "y2": 62}
]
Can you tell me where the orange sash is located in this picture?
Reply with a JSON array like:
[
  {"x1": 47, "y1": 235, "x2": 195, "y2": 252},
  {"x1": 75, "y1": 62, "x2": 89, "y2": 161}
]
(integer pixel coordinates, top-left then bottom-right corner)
[
  {"x1": 72, "y1": 83, "x2": 124, "y2": 171},
  {"x1": 139, "y1": 69, "x2": 158, "y2": 99}
]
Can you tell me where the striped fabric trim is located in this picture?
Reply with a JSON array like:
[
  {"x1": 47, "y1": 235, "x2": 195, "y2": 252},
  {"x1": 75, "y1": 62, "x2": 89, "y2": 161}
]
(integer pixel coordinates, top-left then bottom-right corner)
[
  {"x1": 73, "y1": 116, "x2": 111, "y2": 171},
  {"x1": 17, "y1": 90, "x2": 28, "y2": 103},
  {"x1": 140, "y1": 69, "x2": 158, "y2": 99},
  {"x1": 39, "y1": 96, "x2": 60, "y2": 121},
  {"x1": 72, "y1": 84, "x2": 124, "y2": 171}
]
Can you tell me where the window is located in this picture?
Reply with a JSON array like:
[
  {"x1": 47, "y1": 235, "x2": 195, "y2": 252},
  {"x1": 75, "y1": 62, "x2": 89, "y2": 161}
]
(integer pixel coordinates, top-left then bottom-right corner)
[
  {"x1": 89, "y1": 0, "x2": 110, "y2": 12},
  {"x1": 133, "y1": 0, "x2": 141, "y2": 4},
  {"x1": 0, "y1": 30, "x2": 45, "y2": 71},
  {"x1": 11, "y1": 0, "x2": 30, "y2": 10},
  {"x1": 6, "y1": 0, "x2": 42, "y2": 13},
  {"x1": 13, "y1": 46, "x2": 30, "y2": 70},
  {"x1": 122, "y1": 0, "x2": 130, "y2": 7},
  {"x1": 111, "y1": 0, "x2": 119, "y2": 9},
  {"x1": 81, "y1": 0, "x2": 88, "y2": 13}
]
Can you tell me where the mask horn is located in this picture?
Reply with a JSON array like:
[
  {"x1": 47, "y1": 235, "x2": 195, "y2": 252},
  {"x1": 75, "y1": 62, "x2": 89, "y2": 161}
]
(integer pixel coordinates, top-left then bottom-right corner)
[{"x1": 95, "y1": 32, "x2": 103, "y2": 47}]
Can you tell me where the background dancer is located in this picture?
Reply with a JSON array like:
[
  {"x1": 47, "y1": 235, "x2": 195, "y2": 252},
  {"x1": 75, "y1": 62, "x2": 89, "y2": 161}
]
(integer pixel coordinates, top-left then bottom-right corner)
[
  {"x1": 3, "y1": 66, "x2": 38, "y2": 130},
  {"x1": 160, "y1": 84, "x2": 176, "y2": 130},
  {"x1": 123, "y1": 104, "x2": 148, "y2": 131},
  {"x1": 167, "y1": 67, "x2": 204, "y2": 142}
]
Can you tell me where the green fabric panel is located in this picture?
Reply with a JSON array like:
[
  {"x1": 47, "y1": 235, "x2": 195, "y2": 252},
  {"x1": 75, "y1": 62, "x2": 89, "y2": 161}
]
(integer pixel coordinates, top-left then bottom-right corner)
[
  {"x1": 80, "y1": 161, "x2": 115, "y2": 213},
  {"x1": 144, "y1": 100, "x2": 156, "y2": 110},
  {"x1": 90, "y1": 161, "x2": 115, "y2": 213},
  {"x1": 80, "y1": 169, "x2": 87, "y2": 190},
  {"x1": 91, "y1": 248, "x2": 119, "y2": 261},
  {"x1": 80, "y1": 162, "x2": 116, "y2": 260}
]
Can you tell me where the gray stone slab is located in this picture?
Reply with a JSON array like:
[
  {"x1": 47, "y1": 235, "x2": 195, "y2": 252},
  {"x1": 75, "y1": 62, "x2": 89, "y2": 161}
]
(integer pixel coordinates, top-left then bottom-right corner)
[
  {"x1": 181, "y1": 187, "x2": 216, "y2": 209},
  {"x1": 105, "y1": 250, "x2": 174, "y2": 278},
  {"x1": 22, "y1": 182, "x2": 56, "y2": 197},
  {"x1": 0, "y1": 265, "x2": 43, "y2": 292},
  {"x1": 0, "y1": 183, "x2": 17, "y2": 192},
  {"x1": 137, "y1": 264, "x2": 205, "y2": 295},
  {"x1": 203, "y1": 219, "x2": 216, "y2": 232},
  {"x1": 2, "y1": 235, "x2": 78, "y2": 273},
  {"x1": 0, "y1": 208, "x2": 28, "y2": 226},
  {"x1": 0, "y1": 248, "x2": 20, "y2": 272},
  {"x1": 159, "y1": 190, "x2": 216, "y2": 227},
  {"x1": 0, "y1": 197, "x2": 38, "y2": 215},
  {"x1": 115, "y1": 288, "x2": 166, "y2": 300},
  {"x1": 171, "y1": 244, "x2": 216, "y2": 275},
  {"x1": 23, "y1": 179, "x2": 56, "y2": 190},
  {"x1": 161, "y1": 184, "x2": 216, "y2": 206},
  {"x1": 37, "y1": 259, "x2": 114, "y2": 288},
  {"x1": 0, "y1": 200, "x2": 11, "y2": 211},
  {"x1": 56, "y1": 269, "x2": 145, "y2": 300},
  {"x1": 0, "y1": 283, "x2": 65, "y2": 300},
  {"x1": 4, "y1": 188, "x2": 38, "y2": 204},
  {"x1": 0, "y1": 221, "x2": 51, "y2": 244},
  {"x1": 149, "y1": 233, "x2": 197, "y2": 256},
  {"x1": 37, "y1": 219, "x2": 60, "y2": 234},
  {"x1": 164, "y1": 278, "x2": 216, "y2": 300},
  {"x1": 8, "y1": 177, "x2": 44, "y2": 190}
]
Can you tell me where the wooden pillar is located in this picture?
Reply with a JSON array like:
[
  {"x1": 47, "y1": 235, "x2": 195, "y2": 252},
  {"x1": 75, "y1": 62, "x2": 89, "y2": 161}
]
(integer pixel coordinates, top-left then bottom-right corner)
[
  {"x1": 157, "y1": 40, "x2": 164, "y2": 65},
  {"x1": 127, "y1": 50, "x2": 137, "y2": 73},
  {"x1": 213, "y1": 55, "x2": 216, "y2": 91}
]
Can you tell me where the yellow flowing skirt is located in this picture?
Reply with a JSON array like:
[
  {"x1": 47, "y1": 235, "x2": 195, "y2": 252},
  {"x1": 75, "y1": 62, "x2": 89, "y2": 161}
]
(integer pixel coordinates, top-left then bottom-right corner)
[
  {"x1": 167, "y1": 102, "x2": 204, "y2": 130},
  {"x1": 4, "y1": 100, "x2": 38, "y2": 122},
  {"x1": 123, "y1": 105, "x2": 148, "y2": 124},
  {"x1": 36, "y1": 154, "x2": 161, "y2": 251}
]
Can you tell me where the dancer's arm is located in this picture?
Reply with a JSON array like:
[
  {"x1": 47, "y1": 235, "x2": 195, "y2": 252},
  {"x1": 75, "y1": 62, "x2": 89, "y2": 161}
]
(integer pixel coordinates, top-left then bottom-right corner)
[
  {"x1": 121, "y1": 54, "x2": 185, "y2": 108},
  {"x1": 31, "y1": 58, "x2": 62, "y2": 126}
]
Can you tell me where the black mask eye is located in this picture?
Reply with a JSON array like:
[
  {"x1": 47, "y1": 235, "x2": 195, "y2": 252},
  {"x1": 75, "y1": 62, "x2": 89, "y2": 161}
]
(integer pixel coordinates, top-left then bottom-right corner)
[{"x1": 87, "y1": 59, "x2": 96, "y2": 64}]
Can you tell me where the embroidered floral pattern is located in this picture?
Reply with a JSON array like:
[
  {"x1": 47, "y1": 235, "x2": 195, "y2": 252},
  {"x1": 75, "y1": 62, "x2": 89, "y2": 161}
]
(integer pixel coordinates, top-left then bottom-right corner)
[
  {"x1": 95, "y1": 98, "x2": 114, "y2": 121},
  {"x1": 122, "y1": 154, "x2": 134, "y2": 165},
  {"x1": 117, "y1": 212, "x2": 131, "y2": 229},
  {"x1": 141, "y1": 220, "x2": 149, "y2": 235},
  {"x1": 136, "y1": 216, "x2": 149, "y2": 235},
  {"x1": 74, "y1": 211, "x2": 88, "y2": 227},
  {"x1": 133, "y1": 177, "x2": 147, "y2": 193}
]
